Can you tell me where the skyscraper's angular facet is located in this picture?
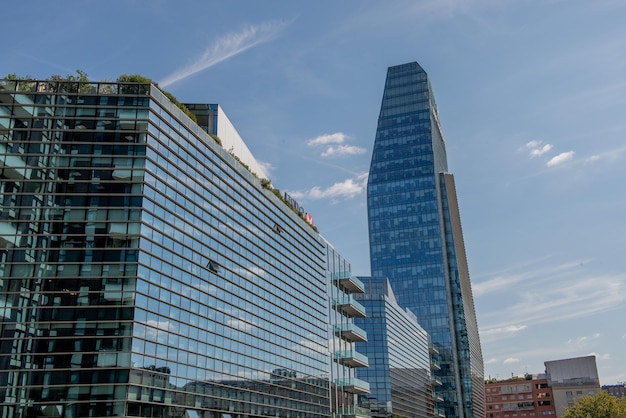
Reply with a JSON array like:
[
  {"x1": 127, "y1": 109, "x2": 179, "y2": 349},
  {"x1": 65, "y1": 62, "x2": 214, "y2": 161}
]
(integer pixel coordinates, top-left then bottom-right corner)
[{"x1": 367, "y1": 62, "x2": 484, "y2": 418}]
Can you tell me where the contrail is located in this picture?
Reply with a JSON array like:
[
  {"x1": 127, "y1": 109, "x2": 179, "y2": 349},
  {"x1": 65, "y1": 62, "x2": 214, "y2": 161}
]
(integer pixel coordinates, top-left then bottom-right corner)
[{"x1": 159, "y1": 21, "x2": 288, "y2": 88}]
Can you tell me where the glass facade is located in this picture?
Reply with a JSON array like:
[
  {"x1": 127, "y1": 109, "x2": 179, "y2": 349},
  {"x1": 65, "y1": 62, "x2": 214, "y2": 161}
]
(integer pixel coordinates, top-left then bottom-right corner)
[
  {"x1": 354, "y1": 277, "x2": 434, "y2": 418},
  {"x1": 367, "y1": 62, "x2": 484, "y2": 418},
  {"x1": 0, "y1": 79, "x2": 332, "y2": 417}
]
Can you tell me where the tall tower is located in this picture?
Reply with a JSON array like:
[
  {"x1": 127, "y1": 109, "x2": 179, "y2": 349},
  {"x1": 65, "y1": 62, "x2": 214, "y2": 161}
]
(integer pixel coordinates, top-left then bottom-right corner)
[{"x1": 367, "y1": 62, "x2": 484, "y2": 418}]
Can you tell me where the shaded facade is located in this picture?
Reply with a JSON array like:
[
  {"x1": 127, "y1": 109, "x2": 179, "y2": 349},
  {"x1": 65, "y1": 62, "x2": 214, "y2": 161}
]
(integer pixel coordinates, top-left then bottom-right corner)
[
  {"x1": 354, "y1": 277, "x2": 435, "y2": 418},
  {"x1": 0, "y1": 78, "x2": 335, "y2": 417},
  {"x1": 367, "y1": 62, "x2": 484, "y2": 417},
  {"x1": 485, "y1": 376, "x2": 556, "y2": 418}
]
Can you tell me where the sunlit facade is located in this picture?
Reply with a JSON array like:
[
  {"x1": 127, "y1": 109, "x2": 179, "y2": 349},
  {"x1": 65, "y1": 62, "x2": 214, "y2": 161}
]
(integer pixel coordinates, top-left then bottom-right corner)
[
  {"x1": 367, "y1": 62, "x2": 484, "y2": 418},
  {"x1": 0, "y1": 78, "x2": 334, "y2": 417}
]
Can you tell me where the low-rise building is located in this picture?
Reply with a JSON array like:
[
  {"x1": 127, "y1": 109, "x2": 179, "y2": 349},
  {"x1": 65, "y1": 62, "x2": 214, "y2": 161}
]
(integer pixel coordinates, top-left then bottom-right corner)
[
  {"x1": 545, "y1": 355, "x2": 600, "y2": 418},
  {"x1": 602, "y1": 383, "x2": 626, "y2": 400},
  {"x1": 485, "y1": 375, "x2": 556, "y2": 418}
]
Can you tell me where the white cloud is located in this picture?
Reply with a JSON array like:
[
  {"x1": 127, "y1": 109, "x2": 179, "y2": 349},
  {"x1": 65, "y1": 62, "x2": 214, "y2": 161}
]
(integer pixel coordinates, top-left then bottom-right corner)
[
  {"x1": 531, "y1": 144, "x2": 553, "y2": 157},
  {"x1": 503, "y1": 357, "x2": 521, "y2": 365},
  {"x1": 525, "y1": 140, "x2": 541, "y2": 149},
  {"x1": 289, "y1": 173, "x2": 368, "y2": 200},
  {"x1": 159, "y1": 21, "x2": 288, "y2": 87},
  {"x1": 307, "y1": 132, "x2": 366, "y2": 157},
  {"x1": 257, "y1": 160, "x2": 274, "y2": 177},
  {"x1": 307, "y1": 132, "x2": 349, "y2": 146},
  {"x1": 566, "y1": 333, "x2": 601, "y2": 347},
  {"x1": 484, "y1": 357, "x2": 499, "y2": 365},
  {"x1": 523, "y1": 140, "x2": 553, "y2": 158},
  {"x1": 547, "y1": 151, "x2": 575, "y2": 167},
  {"x1": 321, "y1": 144, "x2": 367, "y2": 157}
]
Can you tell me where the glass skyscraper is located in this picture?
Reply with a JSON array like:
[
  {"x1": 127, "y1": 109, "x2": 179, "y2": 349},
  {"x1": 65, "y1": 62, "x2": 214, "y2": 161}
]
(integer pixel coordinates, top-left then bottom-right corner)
[
  {"x1": 0, "y1": 77, "x2": 346, "y2": 417},
  {"x1": 367, "y1": 62, "x2": 484, "y2": 418}
]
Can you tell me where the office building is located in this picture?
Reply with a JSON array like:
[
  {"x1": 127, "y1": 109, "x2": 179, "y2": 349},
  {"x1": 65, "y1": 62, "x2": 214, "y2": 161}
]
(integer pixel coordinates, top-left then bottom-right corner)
[
  {"x1": 367, "y1": 62, "x2": 484, "y2": 417},
  {"x1": 544, "y1": 356, "x2": 600, "y2": 418},
  {"x1": 0, "y1": 77, "x2": 350, "y2": 417},
  {"x1": 354, "y1": 277, "x2": 436, "y2": 418},
  {"x1": 485, "y1": 376, "x2": 556, "y2": 418}
]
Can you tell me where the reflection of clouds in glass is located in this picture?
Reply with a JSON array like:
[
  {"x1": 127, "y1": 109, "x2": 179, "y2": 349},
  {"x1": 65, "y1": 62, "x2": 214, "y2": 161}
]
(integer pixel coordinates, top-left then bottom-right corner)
[
  {"x1": 292, "y1": 333, "x2": 329, "y2": 357},
  {"x1": 237, "y1": 369, "x2": 271, "y2": 381},
  {"x1": 145, "y1": 319, "x2": 177, "y2": 344}
]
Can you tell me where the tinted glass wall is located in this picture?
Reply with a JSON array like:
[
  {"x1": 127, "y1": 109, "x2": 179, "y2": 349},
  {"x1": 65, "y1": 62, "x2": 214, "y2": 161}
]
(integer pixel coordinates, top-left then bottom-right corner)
[
  {"x1": 0, "y1": 79, "x2": 331, "y2": 417},
  {"x1": 367, "y1": 63, "x2": 484, "y2": 418},
  {"x1": 355, "y1": 277, "x2": 434, "y2": 418}
]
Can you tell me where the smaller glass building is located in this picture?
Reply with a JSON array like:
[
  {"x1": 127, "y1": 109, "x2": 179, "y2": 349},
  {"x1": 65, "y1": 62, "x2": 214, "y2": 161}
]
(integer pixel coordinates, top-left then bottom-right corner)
[{"x1": 354, "y1": 277, "x2": 434, "y2": 418}]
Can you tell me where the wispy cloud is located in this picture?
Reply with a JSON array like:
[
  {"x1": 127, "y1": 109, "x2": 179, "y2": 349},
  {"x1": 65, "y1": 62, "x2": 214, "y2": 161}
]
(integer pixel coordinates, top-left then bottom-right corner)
[
  {"x1": 583, "y1": 145, "x2": 626, "y2": 164},
  {"x1": 288, "y1": 172, "x2": 368, "y2": 201},
  {"x1": 547, "y1": 151, "x2": 575, "y2": 167},
  {"x1": 474, "y1": 259, "x2": 587, "y2": 298},
  {"x1": 481, "y1": 325, "x2": 528, "y2": 337},
  {"x1": 159, "y1": 21, "x2": 288, "y2": 88},
  {"x1": 481, "y1": 271, "x2": 626, "y2": 332},
  {"x1": 503, "y1": 357, "x2": 520, "y2": 365},
  {"x1": 307, "y1": 132, "x2": 366, "y2": 158},
  {"x1": 566, "y1": 333, "x2": 600, "y2": 346}
]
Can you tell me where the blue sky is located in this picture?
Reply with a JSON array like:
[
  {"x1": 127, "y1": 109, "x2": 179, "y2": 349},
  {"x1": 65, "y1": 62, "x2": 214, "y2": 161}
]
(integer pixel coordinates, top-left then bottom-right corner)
[{"x1": 4, "y1": 0, "x2": 626, "y2": 384}]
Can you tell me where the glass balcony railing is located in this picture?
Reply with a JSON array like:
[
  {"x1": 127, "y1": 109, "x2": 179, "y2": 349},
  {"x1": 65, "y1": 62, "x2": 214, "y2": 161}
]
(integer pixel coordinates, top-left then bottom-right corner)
[
  {"x1": 334, "y1": 323, "x2": 368, "y2": 342},
  {"x1": 333, "y1": 296, "x2": 366, "y2": 318},
  {"x1": 337, "y1": 405, "x2": 372, "y2": 418},
  {"x1": 332, "y1": 272, "x2": 365, "y2": 293},
  {"x1": 335, "y1": 378, "x2": 370, "y2": 394},
  {"x1": 334, "y1": 350, "x2": 369, "y2": 368}
]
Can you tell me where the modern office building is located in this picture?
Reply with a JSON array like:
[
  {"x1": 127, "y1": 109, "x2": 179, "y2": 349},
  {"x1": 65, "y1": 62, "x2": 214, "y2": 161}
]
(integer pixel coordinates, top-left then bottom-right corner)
[
  {"x1": 354, "y1": 277, "x2": 435, "y2": 418},
  {"x1": 0, "y1": 77, "x2": 351, "y2": 417},
  {"x1": 367, "y1": 61, "x2": 484, "y2": 417},
  {"x1": 544, "y1": 356, "x2": 600, "y2": 418},
  {"x1": 484, "y1": 376, "x2": 556, "y2": 418}
]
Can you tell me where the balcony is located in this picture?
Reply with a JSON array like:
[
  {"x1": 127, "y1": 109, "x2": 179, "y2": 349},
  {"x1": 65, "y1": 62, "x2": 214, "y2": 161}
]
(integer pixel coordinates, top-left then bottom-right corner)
[
  {"x1": 429, "y1": 344, "x2": 439, "y2": 355},
  {"x1": 335, "y1": 323, "x2": 368, "y2": 342},
  {"x1": 333, "y1": 272, "x2": 365, "y2": 293},
  {"x1": 337, "y1": 406, "x2": 371, "y2": 418},
  {"x1": 335, "y1": 378, "x2": 370, "y2": 395},
  {"x1": 431, "y1": 358, "x2": 441, "y2": 370},
  {"x1": 432, "y1": 375, "x2": 443, "y2": 386},
  {"x1": 333, "y1": 296, "x2": 366, "y2": 318},
  {"x1": 334, "y1": 350, "x2": 369, "y2": 368}
]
